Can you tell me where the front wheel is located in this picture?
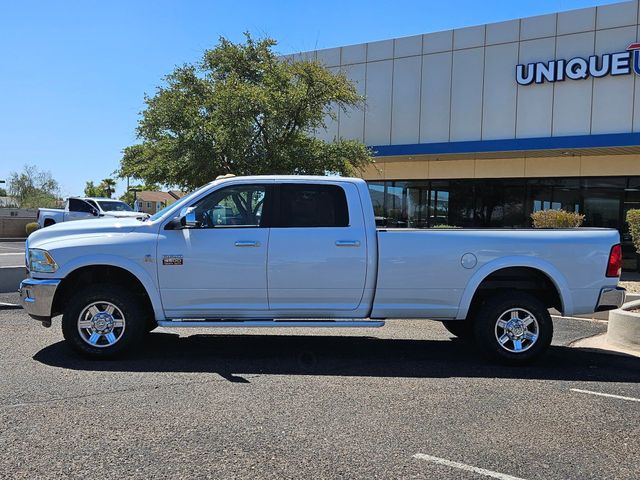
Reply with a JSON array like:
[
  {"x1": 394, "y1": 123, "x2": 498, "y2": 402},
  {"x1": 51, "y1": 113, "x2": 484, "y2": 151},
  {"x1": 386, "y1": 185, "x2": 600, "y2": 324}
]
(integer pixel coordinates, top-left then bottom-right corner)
[
  {"x1": 473, "y1": 291, "x2": 553, "y2": 364},
  {"x1": 62, "y1": 285, "x2": 146, "y2": 359}
]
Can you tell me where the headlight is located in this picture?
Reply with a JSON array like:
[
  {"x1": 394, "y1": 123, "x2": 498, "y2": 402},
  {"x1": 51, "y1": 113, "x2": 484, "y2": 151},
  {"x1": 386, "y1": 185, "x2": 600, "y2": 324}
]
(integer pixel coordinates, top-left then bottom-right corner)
[{"x1": 28, "y1": 249, "x2": 58, "y2": 273}]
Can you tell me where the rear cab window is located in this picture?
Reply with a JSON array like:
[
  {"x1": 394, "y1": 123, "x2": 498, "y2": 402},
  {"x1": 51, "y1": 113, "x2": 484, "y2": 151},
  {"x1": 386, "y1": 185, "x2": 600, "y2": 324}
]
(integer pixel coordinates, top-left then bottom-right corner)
[{"x1": 276, "y1": 184, "x2": 349, "y2": 228}]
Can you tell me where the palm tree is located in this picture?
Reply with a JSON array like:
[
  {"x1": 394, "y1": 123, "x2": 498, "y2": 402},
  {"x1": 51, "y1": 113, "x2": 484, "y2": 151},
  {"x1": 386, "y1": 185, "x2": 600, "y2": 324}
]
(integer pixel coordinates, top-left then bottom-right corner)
[{"x1": 98, "y1": 178, "x2": 116, "y2": 198}]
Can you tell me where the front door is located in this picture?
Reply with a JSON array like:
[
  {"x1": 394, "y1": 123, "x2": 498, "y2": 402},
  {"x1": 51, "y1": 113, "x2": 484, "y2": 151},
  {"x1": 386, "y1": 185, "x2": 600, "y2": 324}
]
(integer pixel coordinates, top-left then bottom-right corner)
[
  {"x1": 267, "y1": 182, "x2": 368, "y2": 313},
  {"x1": 157, "y1": 183, "x2": 271, "y2": 318}
]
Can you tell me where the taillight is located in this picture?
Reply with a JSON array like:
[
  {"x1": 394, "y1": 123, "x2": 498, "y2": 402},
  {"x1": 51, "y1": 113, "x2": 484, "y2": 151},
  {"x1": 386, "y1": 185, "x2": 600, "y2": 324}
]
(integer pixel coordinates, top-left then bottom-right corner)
[
  {"x1": 36, "y1": 209, "x2": 40, "y2": 221},
  {"x1": 606, "y1": 244, "x2": 622, "y2": 277}
]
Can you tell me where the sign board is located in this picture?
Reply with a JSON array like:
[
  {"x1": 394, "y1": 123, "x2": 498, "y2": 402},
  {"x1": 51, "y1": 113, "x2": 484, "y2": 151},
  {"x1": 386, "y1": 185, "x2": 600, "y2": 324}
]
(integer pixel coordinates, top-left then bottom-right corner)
[{"x1": 516, "y1": 43, "x2": 640, "y2": 85}]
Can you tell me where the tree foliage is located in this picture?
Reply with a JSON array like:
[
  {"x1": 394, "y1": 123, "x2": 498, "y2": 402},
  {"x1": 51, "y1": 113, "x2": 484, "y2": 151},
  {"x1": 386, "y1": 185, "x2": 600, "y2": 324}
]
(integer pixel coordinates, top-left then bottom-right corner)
[
  {"x1": 8, "y1": 165, "x2": 60, "y2": 208},
  {"x1": 84, "y1": 178, "x2": 117, "y2": 198},
  {"x1": 120, "y1": 33, "x2": 373, "y2": 190}
]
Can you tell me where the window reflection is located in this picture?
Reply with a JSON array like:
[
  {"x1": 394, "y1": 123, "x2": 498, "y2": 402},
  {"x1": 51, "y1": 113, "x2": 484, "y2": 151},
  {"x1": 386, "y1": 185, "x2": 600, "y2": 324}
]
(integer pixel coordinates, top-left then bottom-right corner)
[{"x1": 367, "y1": 176, "x2": 627, "y2": 231}]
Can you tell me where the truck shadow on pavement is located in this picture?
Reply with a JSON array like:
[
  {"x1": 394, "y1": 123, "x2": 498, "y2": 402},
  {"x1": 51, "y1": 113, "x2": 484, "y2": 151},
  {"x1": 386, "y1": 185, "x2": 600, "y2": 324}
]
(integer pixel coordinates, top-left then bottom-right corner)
[{"x1": 33, "y1": 332, "x2": 640, "y2": 383}]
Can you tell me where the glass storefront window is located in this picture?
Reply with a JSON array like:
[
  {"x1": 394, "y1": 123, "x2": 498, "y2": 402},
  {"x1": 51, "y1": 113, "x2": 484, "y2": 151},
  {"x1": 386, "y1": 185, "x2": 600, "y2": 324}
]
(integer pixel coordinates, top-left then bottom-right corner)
[
  {"x1": 386, "y1": 182, "x2": 407, "y2": 227},
  {"x1": 368, "y1": 182, "x2": 386, "y2": 225},
  {"x1": 406, "y1": 182, "x2": 430, "y2": 228},
  {"x1": 430, "y1": 189, "x2": 450, "y2": 226},
  {"x1": 368, "y1": 176, "x2": 631, "y2": 231}
]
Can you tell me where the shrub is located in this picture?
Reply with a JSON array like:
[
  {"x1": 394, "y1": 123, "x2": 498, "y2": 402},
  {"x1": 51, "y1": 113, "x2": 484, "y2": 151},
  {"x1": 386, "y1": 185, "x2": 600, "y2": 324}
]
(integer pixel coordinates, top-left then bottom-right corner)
[
  {"x1": 626, "y1": 209, "x2": 640, "y2": 253},
  {"x1": 530, "y1": 209, "x2": 584, "y2": 228},
  {"x1": 25, "y1": 222, "x2": 40, "y2": 236}
]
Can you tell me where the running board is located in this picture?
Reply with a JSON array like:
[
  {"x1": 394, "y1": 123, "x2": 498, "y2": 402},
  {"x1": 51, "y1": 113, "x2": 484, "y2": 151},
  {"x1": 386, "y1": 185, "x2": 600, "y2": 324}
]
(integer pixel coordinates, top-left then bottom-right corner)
[{"x1": 157, "y1": 320, "x2": 385, "y2": 328}]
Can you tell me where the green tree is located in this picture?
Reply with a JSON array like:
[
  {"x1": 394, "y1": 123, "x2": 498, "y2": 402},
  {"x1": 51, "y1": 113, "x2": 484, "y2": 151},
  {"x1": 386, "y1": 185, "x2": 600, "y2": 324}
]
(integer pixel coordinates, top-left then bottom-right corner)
[
  {"x1": 120, "y1": 33, "x2": 372, "y2": 190},
  {"x1": 8, "y1": 165, "x2": 60, "y2": 208},
  {"x1": 98, "y1": 178, "x2": 116, "y2": 198},
  {"x1": 84, "y1": 181, "x2": 101, "y2": 197},
  {"x1": 0, "y1": 187, "x2": 7, "y2": 197},
  {"x1": 84, "y1": 178, "x2": 117, "y2": 198}
]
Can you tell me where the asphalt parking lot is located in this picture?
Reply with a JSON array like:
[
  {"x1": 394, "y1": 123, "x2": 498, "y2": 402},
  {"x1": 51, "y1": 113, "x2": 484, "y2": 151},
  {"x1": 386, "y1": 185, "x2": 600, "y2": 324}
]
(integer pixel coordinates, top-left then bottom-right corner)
[
  {"x1": 0, "y1": 241, "x2": 24, "y2": 268},
  {"x1": 0, "y1": 303, "x2": 638, "y2": 480}
]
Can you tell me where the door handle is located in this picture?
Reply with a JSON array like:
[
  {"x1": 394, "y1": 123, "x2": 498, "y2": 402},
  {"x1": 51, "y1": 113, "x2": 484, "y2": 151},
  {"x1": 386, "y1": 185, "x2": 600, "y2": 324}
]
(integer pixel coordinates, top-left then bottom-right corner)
[
  {"x1": 335, "y1": 240, "x2": 360, "y2": 247},
  {"x1": 235, "y1": 240, "x2": 260, "y2": 247}
]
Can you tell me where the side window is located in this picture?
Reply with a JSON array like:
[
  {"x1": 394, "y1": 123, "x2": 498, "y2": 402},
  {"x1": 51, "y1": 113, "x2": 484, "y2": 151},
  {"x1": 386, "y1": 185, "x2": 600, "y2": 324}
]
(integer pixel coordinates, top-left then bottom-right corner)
[
  {"x1": 69, "y1": 198, "x2": 93, "y2": 213},
  {"x1": 191, "y1": 185, "x2": 267, "y2": 228},
  {"x1": 277, "y1": 184, "x2": 349, "y2": 227}
]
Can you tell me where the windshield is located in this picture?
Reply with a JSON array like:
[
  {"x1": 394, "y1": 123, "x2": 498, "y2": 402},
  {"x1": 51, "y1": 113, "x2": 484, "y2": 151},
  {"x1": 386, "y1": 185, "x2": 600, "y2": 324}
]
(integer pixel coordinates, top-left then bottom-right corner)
[
  {"x1": 148, "y1": 202, "x2": 175, "y2": 221},
  {"x1": 97, "y1": 200, "x2": 133, "y2": 212},
  {"x1": 147, "y1": 183, "x2": 214, "y2": 222}
]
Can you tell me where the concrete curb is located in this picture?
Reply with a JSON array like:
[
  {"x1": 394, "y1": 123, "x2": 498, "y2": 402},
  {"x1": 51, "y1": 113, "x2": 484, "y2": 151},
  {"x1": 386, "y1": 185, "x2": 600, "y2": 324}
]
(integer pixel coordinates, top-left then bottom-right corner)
[
  {"x1": 607, "y1": 300, "x2": 640, "y2": 352},
  {"x1": 0, "y1": 266, "x2": 25, "y2": 293},
  {"x1": 572, "y1": 299, "x2": 640, "y2": 357}
]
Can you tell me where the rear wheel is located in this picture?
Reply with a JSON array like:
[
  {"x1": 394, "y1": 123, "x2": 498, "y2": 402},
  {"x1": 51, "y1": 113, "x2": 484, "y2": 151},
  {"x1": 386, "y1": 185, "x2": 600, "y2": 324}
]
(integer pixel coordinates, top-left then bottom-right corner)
[
  {"x1": 473, "y1": 291, "x2": 553, "y2": 364},
  {"x1": 62, "y1": 285, "x2": 146, "y2": 359},
  {"x1": 441, "y1": 320, "x2": 474, "y2": 339}
]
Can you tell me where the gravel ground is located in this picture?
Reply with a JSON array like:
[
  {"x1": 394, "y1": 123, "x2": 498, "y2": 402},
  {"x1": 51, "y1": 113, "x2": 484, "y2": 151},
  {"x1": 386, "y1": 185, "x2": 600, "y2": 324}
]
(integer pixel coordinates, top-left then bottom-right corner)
[
  {"x1": 0, "y1": 307, "x2": 638, "y2": 480},
  {"x1": 619, "y1": 281, "x2": 640, "y2": 294}
]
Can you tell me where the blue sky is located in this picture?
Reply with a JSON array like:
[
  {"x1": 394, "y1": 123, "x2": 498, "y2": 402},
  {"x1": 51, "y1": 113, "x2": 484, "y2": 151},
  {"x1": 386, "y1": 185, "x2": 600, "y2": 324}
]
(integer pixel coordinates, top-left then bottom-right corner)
[{"x1": 0, "y1": 0, "x2": 621, "y2": 197}]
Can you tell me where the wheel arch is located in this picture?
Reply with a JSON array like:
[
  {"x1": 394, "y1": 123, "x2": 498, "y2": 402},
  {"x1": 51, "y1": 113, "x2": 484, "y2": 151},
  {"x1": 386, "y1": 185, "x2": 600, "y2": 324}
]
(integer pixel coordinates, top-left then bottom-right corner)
[
  {"x1": 52, "y1": 256, "x2": 164, "y2": 321},
  {"x1": 456, "y1": 257, "x2": 572, "y2": 320}
]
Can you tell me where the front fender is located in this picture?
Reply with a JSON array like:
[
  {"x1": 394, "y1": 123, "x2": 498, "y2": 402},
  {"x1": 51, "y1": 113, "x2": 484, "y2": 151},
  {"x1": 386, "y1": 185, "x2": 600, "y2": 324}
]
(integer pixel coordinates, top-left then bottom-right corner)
[
  {"x1": 456, "y1": 256, "x2": 572, "y2": 319},
  {"x1": 56, "y1": 254, "x2": 165, "y2": 321}
]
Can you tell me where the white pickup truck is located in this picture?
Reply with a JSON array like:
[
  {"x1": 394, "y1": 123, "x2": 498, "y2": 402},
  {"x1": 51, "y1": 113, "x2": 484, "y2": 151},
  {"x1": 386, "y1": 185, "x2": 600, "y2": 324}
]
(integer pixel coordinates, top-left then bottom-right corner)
[
  {"x1": 37, "y1": 197, "x2": 147, "y2": 228},
  {"x1": 19, "y1": 175, "x2": 625, "y2": 364}
]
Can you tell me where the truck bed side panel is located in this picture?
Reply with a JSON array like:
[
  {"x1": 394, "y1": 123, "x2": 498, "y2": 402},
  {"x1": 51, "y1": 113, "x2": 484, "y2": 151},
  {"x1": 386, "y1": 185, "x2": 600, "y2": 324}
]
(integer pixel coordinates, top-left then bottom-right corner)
[{"x1": 371, "y1": 228, "x2": 620, "y2": 319}]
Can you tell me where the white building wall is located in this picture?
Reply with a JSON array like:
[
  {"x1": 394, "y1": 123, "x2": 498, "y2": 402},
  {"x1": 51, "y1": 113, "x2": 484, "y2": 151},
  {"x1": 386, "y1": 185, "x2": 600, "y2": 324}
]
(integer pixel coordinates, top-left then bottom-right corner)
[{"x1": 309, "y1": 0, "x2": 640, "y2": 146}]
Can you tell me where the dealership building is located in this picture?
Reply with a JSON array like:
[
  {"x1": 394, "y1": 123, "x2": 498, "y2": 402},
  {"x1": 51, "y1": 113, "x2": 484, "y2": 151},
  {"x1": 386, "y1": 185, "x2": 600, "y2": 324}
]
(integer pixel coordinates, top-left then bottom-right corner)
[{"x1": 292, "y1": 0, "x2": 640, "y2": 262}]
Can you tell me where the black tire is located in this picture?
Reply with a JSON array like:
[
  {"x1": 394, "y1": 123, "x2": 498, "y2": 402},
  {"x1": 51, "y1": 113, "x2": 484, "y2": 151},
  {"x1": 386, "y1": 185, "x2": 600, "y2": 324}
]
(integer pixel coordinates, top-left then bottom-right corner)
[
  {"x1": 473, "y1": 291, "x2": 553, "y2": 365},
  {"x1": 62, "y1": 285, "x2": 146, "y2": 359},
  {"x1": 442, "y1": 320, "x2": 474, "y2": 339},
  {"x1": 145, "y1": 320, "x2": 158, "y2": 333},
  {"x1": 43, "y1": 219, "x2": 55, "y2": 227}
]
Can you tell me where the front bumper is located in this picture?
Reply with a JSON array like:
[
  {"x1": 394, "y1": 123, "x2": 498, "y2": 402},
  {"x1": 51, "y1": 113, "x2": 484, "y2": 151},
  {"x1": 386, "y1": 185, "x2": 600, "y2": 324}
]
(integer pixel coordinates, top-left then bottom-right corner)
[
  {"x1": 19, "y1": 278, "x2": 61, "y2": 323},
  {"x1": 595, "y1": 286, "x2": 626, "y2": 312}
]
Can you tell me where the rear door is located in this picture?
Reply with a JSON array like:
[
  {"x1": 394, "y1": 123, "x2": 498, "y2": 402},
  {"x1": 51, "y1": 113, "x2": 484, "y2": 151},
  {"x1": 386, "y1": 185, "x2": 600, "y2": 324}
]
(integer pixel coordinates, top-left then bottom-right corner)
[{"x1": 267, "y1": 182, "x2": 368, "y2": 313}]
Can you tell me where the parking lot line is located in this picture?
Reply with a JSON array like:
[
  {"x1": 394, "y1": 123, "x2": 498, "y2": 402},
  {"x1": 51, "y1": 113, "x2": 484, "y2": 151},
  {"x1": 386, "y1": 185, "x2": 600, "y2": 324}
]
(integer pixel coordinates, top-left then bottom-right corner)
[
  {"x1": 413, "y1": 454, "x2": 527, "y2": 480},
  {"x1": 0, "y1": 253, "x2": 23, "y2": 256},
  {"x1": 570, "y1": 388, "x2": 640, "y2": 403}
]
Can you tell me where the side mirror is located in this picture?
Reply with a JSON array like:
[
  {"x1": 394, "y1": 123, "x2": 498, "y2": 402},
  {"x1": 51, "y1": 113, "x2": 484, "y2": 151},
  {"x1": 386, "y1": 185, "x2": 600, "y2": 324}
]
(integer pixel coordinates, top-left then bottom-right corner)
[
  {"x1": 164, "y1": 207, "x2": 200, "y2": 230},
  {"x1": 183, "y1": 207, "x2": 199, "y2": 228},
  {"x1": 91, "y1": 207, "x2": 99, "y2": 217}
]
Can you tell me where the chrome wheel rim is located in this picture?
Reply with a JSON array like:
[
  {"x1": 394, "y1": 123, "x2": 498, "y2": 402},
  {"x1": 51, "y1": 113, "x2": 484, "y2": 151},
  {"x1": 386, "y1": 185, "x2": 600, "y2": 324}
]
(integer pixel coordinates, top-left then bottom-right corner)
[
  {"x1": 77, "y1": 301, "x2": 126, "y2": 348},
  {"x1": 494, "y1": 308, "x2": 539, "y2": 353}
]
